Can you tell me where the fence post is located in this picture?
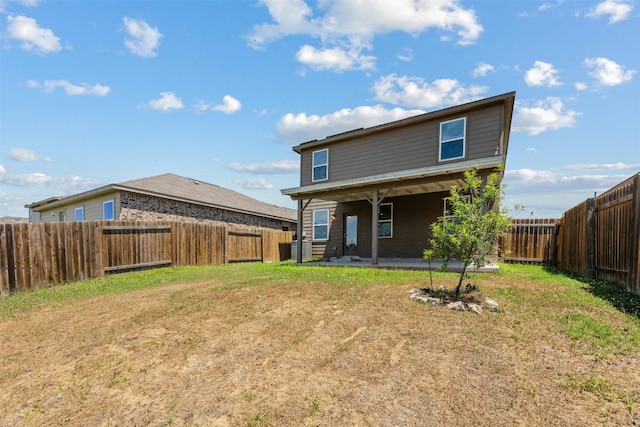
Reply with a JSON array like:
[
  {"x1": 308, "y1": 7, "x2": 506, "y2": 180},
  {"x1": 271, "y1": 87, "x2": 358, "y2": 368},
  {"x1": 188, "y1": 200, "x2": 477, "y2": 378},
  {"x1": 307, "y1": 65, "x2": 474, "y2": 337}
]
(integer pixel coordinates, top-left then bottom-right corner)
[
  {"x1": 223, "y1": 226, "x2": 229, "y2": 265},
  {"x1": 628, "y1": 174, "x2": 640, "y2": 293},
  {"x1": 585, "y1": 198, "x2": 596, "y2": 279}
]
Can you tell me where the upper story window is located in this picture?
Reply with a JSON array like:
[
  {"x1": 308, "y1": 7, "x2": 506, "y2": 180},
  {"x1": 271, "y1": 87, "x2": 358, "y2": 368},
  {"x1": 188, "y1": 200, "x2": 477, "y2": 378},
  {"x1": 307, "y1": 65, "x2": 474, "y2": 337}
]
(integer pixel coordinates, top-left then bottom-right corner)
[
  {"x1": 75, "y1": 207, "x2": 84, "y2": 221},
  {"x1": 378, "y1": 203, "x2": 393, "y2": 238},
  {"x1": 439, "y1": 117, "x2": 466, "y2": 161},
  {"x1": 103, "y1": 200, "x2": 114, "y2": 220},
  {"x1": 312, "y1": 209, "x2": 329, "y2": 240},
  {"x1": 312, "y1": 148, "x2": 328, "y2": 182}
]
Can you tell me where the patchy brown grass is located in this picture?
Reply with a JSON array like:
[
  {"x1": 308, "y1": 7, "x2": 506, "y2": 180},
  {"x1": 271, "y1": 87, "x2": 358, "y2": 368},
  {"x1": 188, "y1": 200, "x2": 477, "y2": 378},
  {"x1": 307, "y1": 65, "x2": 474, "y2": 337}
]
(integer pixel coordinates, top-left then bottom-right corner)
[{"x1": 0, "y1": 263, "x2": 638, "y2": 426}]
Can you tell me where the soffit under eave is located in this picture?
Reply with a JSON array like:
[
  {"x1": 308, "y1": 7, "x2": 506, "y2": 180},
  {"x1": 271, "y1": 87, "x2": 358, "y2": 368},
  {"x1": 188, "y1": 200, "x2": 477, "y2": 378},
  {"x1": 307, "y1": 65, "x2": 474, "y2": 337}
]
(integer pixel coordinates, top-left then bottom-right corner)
[{"x1": 287, "y1": 173, "x2": 469, "y2": 203}]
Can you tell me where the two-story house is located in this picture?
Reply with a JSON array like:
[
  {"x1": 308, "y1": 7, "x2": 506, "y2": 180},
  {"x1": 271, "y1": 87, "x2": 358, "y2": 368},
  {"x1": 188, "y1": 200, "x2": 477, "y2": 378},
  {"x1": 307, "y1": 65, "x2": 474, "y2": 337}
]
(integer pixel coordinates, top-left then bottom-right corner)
[{"x1": 281, "y1": 91, "x2": 515, "y2": 264}]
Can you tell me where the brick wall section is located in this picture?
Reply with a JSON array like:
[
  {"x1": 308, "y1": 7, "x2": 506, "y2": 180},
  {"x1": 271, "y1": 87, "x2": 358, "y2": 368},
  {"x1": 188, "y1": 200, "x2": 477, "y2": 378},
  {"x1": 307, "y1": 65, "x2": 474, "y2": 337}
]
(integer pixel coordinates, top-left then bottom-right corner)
[{"x1": 119, "y1": 191, "x2": 286, "y2": 230}]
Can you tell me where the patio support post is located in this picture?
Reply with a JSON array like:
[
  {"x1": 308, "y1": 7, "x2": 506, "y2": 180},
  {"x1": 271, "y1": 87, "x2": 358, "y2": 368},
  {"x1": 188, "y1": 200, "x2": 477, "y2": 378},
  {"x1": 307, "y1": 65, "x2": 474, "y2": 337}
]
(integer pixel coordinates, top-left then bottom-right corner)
[
  {"x1": 372, "y1": 189, "x2": 379, "y2": 265},
  {"x1": 297, "y1": 199, "x2": 304, "y2": 263}
]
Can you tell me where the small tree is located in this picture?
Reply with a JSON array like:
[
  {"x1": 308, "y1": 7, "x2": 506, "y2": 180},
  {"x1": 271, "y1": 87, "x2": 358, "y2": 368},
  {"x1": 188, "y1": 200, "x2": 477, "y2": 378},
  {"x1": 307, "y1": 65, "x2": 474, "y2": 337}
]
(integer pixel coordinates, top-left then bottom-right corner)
[{"x1": 424, "y1": 167, "x2": 515, "y2": 293}]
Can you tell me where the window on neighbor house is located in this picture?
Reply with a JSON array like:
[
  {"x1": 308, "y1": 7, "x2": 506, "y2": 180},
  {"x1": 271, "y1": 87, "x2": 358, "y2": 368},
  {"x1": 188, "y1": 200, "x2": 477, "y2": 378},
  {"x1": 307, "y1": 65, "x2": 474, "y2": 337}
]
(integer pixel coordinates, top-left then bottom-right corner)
[
  {"x1": 439, "y1": 117, "x2": 466, "y2": 161},
  {"x1": 378, "y1": 203, "x2": 393, "y2": 238},
  {"x1": 103, "y1": 200, "x2": 114, "y2": 220},
  {"x1": 312, "y1": 209, "x2": 329, "y2": 240},
  {"x1": 312, "y1": 148, "x2": 328, "y2": 182},
  {"x1": 75, "y1": 207, "x2": 84, "y2": 221}
]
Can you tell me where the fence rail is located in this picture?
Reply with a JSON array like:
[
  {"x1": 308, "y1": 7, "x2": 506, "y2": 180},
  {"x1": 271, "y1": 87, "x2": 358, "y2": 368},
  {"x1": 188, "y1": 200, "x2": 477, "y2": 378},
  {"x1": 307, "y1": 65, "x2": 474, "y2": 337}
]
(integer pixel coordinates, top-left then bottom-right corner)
[{"x1": 0, "y1": 220, "x2": 292, "y2": 294}]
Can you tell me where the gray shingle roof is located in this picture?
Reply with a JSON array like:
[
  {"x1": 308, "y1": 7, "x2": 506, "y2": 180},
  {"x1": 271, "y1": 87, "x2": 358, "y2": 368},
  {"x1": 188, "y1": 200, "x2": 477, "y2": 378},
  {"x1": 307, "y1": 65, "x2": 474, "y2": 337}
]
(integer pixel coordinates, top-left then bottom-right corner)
[{"x1": 116, "y1": 173, "x2": 297, "y2": 222}]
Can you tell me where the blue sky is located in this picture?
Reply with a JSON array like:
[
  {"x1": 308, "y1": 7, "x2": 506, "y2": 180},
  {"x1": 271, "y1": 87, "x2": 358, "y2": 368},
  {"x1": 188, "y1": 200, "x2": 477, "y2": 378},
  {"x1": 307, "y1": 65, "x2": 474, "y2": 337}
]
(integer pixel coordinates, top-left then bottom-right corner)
[{"x1": 1, "y1": 0, "x2": 638, "y2": 219}]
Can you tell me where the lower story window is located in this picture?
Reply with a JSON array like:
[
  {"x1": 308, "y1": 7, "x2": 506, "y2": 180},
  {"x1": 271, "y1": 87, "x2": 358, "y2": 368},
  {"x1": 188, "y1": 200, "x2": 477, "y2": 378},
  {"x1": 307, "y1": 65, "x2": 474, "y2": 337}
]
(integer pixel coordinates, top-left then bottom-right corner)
[
  {"x1": 103, "y1": 200, "x2": 114, "y2": 220},
  {"x1": 75, "y1": 207, "x2": 84, "y2": 221},
  {"x1": 313, "y1": 209, "x2": 329, "y2": 240},
  {"x1": 378, "y1": 203, "x2": 393, "y2": 238}
]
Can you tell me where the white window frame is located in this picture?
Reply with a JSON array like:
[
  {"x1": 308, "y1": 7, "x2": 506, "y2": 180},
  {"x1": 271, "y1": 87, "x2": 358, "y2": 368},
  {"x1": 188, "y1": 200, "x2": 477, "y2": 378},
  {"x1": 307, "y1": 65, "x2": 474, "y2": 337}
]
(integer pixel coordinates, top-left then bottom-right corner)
[
  {"x1": 75, "y1": 207, "x2": 84, "y2": 222},
  {"x1": 103, "y1": 200, "x2": 114, "y2": 220},
  {"x1": 443, "y1": 195, "x2": 471, "y2": 221},
  {"x1": 378, "y1": 203, "x2": 393, "y2": 238},
  {"x1": 312, "y1": 148, "x2": 329, "y2": 182},
  {"x1": 312, "y1": 209, "x2": 329, "y2": 241},
  {"x1": 439, "y1": 117, "x2": 466, "y2": 162}
]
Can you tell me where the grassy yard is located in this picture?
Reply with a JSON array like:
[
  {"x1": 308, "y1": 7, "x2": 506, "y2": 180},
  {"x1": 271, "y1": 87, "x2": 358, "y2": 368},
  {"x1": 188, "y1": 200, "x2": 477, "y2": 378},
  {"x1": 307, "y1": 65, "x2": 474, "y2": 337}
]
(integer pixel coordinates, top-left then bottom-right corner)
[{"x1": 0, "y1": 262, "x2": 638, "y2": 426}]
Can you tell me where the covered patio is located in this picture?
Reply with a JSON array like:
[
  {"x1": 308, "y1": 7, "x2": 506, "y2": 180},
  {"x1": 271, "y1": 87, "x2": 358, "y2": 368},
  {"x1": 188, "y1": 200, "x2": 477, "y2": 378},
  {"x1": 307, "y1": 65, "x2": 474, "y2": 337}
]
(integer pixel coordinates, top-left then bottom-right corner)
[{"x1": 284, "y1": 157, "x2": 505, "y2": 265}]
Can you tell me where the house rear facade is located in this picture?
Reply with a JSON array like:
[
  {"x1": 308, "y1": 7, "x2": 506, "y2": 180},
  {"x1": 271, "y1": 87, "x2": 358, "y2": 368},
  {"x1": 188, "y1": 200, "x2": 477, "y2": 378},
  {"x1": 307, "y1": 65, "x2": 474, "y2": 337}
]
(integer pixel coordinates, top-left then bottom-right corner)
[
  {"x1": 281, "y1": 92, "x2": 515, "y2": 262},
  {"x1": 27, "y1": 173, "x2": 297, "y2": 231}
]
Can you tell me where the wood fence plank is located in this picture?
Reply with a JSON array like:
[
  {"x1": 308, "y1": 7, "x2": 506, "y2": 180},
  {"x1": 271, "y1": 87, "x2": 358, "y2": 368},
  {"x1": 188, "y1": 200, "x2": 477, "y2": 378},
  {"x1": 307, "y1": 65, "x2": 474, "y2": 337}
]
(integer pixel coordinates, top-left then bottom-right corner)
[{"x1": 0, "y1": 224, "x2": 10, "y2": 295}]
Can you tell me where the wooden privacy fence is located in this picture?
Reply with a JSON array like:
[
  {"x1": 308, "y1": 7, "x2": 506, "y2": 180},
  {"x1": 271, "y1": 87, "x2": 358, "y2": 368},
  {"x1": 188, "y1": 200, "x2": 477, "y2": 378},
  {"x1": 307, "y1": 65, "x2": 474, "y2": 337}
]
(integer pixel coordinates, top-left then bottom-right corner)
[
  {"x1": 0, "y1": 220, "x2": 292, "y2": 294},
  {"x1": 500, "y1": 218, "x2": 559, "y2": 264},
  {"x1": 500, "y1": 172, "x2": 640, "y2": 295}
]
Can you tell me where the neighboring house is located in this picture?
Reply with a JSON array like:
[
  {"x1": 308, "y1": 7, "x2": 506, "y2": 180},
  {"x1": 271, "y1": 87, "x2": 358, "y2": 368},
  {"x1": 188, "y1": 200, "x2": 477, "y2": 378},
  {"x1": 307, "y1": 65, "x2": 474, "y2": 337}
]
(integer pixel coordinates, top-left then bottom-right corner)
[
  {"x1": 281, "y1": 92, "x2": 516, "y2": 263},
  {"x1": 26, "y1": 173, "x2": 297, "y2": 231},
  {"x1": 0, "y1": 216, "x2": 29, "y2": 224}
]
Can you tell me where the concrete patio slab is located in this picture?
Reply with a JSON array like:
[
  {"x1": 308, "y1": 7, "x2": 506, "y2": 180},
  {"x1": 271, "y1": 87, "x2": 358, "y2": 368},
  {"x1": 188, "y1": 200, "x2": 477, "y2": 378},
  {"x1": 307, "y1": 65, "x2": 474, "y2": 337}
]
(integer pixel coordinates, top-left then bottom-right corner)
[{"x1": 298, "y1": 256, "x2": 499, "y2": 273}]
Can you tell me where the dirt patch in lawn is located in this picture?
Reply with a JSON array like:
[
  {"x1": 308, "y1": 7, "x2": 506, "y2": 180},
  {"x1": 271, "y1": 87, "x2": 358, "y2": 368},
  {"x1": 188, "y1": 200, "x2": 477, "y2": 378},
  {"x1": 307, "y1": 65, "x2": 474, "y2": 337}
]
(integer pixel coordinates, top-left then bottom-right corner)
[{"x1": 0, "y1": 270, "x2": 638, "y2": 426}]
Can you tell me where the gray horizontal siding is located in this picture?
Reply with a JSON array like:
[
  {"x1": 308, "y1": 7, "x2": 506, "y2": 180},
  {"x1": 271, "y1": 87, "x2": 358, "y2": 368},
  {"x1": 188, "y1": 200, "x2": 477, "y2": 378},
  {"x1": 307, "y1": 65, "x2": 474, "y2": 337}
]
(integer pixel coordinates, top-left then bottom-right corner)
[
  {"x1": 300, "y1": 104, "x2": 503, "y2": 186},
  {"x1": 302, "y1": 192, "x2": 451, "y2": 259}
]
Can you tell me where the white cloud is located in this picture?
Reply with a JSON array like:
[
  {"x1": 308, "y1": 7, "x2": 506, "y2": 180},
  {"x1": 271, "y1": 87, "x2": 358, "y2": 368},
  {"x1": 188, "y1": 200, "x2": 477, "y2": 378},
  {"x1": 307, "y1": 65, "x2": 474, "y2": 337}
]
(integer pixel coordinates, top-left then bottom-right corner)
[
  {"x1": 214, "y1": 95, "x2": 242, "y2": 114},
  {"x1": 142, "y1": 92, "x2": 184, "y2": 111},
  {"x1": 228, "y1": 160, "x2": 299, "y2": 175},
  {"x1": 503, "y1": 166, "x2": 634, "y2": 217},
  {"x1": 296, "y1": 45, "x2": 376, "y2": 71},
  {"x1": 512, "y1": 97, "x2": 580, "y2": 136},
  {"x1": 248, "y1": 0, "x2": 483, "y2": 70},
  {"x1": 473, "y1": 62, "x2": 495, "y2": 77},
  {"x1": 586, "y1": 0, "x2": 633, "y2": 24},
  {"x1": 5, "y1": 14, "x2": 61, "y2": 54},
  {"x1": 397, "y1": 47, "x2": 413, "y2": 62},
  {"x1": 195, "y1": 95, "x2": 242, "y2": 114},
  {"x1": 8, "y1": 147, "x2": 52, "y2": 162},
  {"x1": 574, "y1": 82, "x2": 588, "y2": 91},
  {"x1": 0, "y1": 0, "x2": 40, "y2": 13},
  {"x1": 123, "y1": 17, "x2": 162, "y2": 58},
  {"x1": 563, "y1": 162, "x2": 640, "y2": 171},
  {"x1": 0, "y1": 166, "x2": 104, "y2": 193},
  {"x1": 538, "y1": 1, "x2": 562, "y2": 12},
  {"x1": 584, "y1": 57, "x2": 635, "y2": 86},
  {"x1": 524, "y1": 61, "x2": 562, "y2": 87},
  {"x1": 372, "y1": 74, "x2": 488, "y2": 109},
  {"x1": 276, "y1": 104, "x2": 424, "y2": 144},
  {"x1": 27, "y1": 79, "x2": 111, "y2": 96},
  {"x1": 233, "y1": 177, "x2": 273, "y2": 190}
]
